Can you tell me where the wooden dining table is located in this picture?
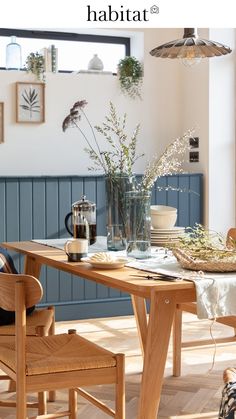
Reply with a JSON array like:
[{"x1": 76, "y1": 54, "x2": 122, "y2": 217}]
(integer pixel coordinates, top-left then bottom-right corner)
[{"x1": 1, "y1": 240, "x2": 196, "y2": 418}]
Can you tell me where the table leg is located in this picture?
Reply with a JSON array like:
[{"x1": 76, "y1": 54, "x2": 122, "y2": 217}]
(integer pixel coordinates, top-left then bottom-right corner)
[
  {"x1": 131, "y1": 295, "x2": 148, "y2": 357},
  {"x1": 137, "y1": 289, "x2": 177, "y2": 419},
  {"x1": 172, "y1": 307, "x2": 182, "y2": 377},
  {"x1": 24, "y1": 255, "x2": 42, "y2": 278}
]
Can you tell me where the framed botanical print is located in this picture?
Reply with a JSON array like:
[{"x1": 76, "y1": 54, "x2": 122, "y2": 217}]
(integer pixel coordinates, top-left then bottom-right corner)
[
  {"x1": 0, "y1": 102, "x2": 4, "y2": 143},
  {"x1": 16, "y1": 82, "x2": 45, "y2": 123}
]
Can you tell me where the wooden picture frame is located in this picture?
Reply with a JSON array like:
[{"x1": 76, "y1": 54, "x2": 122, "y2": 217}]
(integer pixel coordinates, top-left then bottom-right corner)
[
  {"x1": 0, "y1": 102, "x2": 4, "y2": 143},
  {"x1": 16, "y1": 82, "x2": 45, "y2": 123}
]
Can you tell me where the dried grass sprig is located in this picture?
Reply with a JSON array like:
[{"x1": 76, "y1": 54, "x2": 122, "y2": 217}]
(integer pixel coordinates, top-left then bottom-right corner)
[
  {"x1": 63, "y1": 100, "x2": 192, "y2": 189},
  {"x1": 140, "y1": 129, "x2": 193, "y2": 191},
  {"x1": 170, "y1": 224, "x2": 236, "y2": 263},
  {"x1": 62, "y1": 100, "x2": 142, "y2": 177}
]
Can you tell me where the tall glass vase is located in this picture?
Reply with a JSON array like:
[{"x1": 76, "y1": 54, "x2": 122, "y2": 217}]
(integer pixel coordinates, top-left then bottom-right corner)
[
  {"x1": 125, "y1": 190, "x2": 152, "y2": 259},
  {"x1": 105, "y1": 174, "x2": 136, "y2": 251}
]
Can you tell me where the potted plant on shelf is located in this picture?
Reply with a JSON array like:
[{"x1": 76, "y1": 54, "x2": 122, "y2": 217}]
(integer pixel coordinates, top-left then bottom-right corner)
[
  {"x1": 24, "y1": 52, "x2": 45, "y2": 82},
  {"x1": 117, "y1": 56, "x2": 143, "y2": 99}
]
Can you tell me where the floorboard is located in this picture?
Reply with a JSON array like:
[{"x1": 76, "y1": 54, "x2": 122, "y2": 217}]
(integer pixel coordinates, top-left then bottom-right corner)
[{"x1": 1, "y1": 312, "x2": 235, "y2": 418}]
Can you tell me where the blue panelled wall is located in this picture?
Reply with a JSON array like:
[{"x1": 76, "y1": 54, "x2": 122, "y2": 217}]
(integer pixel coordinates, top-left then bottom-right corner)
[{"x1": 0, "y1": 174, "x2": 203, "y2": 320}]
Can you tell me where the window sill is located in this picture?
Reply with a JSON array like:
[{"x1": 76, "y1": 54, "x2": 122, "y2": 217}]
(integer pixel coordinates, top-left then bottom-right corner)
[{"x1": 0, "y1": 68, "x2": 117, "y2": 76}]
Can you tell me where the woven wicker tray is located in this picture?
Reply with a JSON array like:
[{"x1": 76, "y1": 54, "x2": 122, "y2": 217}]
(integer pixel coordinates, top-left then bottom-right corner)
[{"x1": 172, "y1": 248, "x2": 236, "y2": 272}]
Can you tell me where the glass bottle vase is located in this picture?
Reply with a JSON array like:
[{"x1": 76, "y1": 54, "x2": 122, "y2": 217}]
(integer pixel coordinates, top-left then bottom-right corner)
[
  {"x1": 125, "y1": 190, "x2": 152, "y2": 259},
  {"x1": 6, "y1": 36, "x2": 22, "y2": 70},
  {"x1": 105, "y1": 174, "x2": 136, "y2": 251}
]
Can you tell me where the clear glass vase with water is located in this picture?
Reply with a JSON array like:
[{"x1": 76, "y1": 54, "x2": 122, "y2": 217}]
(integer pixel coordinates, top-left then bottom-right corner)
[
  {"x1": 125, "y1": 190, "x2": 152, "y2": 259},
  {"x1": 105, "y1": 174, "x2": 136, "y2": 251}
]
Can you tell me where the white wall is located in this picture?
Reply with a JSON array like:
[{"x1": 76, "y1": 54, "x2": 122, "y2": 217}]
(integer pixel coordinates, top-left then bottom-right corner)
[
  {"x1": 180, "y1": 29, "x2": 210, "y2": 226},
  {"x1": 180, "y1": 28, "x2": 236, "y2": 233},
  {"x1": 142, "y1": 28, "x2": 183, "y2": 164},
  {"x1": 0, "y1": 28, "x2": 182, "y2": 177},
  {"x1": 208, "y1": 29, "x2": 236, "y2": 234},
  {"x1": 180, "y1": 29, "x2": 210, "y2": 176}
]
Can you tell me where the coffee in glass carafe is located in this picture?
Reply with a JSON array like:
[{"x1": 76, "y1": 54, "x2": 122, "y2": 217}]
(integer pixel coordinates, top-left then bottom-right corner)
[{"x1": 65, "y1": 195, "x2": 96, "y2": 245}]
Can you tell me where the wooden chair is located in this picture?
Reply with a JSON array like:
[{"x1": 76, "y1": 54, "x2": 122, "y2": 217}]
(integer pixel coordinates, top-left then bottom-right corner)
[
  {"x1": 226, "y1": 228, "x2": 236, "y2": 249},
  {"x1": 172, "y1": 228, "x2": 236, "y2": 377},
  {"x1": 0, "y1": 248, "x2": 55, "y2": 401},
  {"x1": 0, "y1": 272, "x2": 125, "y2": 418}
]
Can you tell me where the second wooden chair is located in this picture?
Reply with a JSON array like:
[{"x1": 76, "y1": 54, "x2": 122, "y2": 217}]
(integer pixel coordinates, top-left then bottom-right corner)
[{"x1": 172, "y1": 228, "x2": 236, "y2": 377}]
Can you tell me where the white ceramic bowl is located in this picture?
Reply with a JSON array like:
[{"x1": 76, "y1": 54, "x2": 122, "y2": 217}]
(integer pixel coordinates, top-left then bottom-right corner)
[{"x1": 150, "y1": 205, "x2": 177, "y2": 229}]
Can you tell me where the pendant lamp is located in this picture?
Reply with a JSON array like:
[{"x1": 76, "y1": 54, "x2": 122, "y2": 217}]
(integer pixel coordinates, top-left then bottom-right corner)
[{"x1": 150, "y1": 28, "x2": 232, "y2": 66}]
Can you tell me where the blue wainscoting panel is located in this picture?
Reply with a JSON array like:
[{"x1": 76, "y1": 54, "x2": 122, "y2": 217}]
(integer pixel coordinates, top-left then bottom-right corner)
[{"x1": 0, "y1": 174, "x2": 203, "y2": 320}]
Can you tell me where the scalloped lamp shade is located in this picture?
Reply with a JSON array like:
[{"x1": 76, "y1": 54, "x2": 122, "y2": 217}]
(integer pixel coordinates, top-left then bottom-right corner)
[{"x1": 150, "y1": 28, "x2": 232, "y2": 60}]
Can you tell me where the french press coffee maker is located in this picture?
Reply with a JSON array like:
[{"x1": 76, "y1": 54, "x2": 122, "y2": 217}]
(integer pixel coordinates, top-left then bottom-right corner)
[{"x1": 64, "y1": 195, "x2": 97, "y2": 245}]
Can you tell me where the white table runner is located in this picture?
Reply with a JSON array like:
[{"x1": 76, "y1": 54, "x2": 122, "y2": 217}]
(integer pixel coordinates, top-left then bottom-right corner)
[
  {"x1": 127, "y1": 256, "x2": 236, "y2": 320},
  {"x1": 32, "y1": 236, "x2": 109, "y2": 253}
]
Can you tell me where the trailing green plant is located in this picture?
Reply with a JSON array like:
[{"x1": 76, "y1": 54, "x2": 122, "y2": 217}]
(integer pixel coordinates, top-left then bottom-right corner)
[
  {"x1": 117, "y1": 56, "x2": 143, "y2": 99},
  {"x1": 25, "y1": 52, "x2": 45, "y2": 82}
]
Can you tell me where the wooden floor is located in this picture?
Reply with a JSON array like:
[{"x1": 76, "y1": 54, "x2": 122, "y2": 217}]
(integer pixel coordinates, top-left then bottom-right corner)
[{"x1": 0, "y1": 312, "x2": 235, "y2": 418}]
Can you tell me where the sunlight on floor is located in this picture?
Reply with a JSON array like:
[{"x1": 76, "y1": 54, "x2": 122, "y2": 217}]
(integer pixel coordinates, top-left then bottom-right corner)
[{"x1": 1, "y1": 312, "x2": 233, "y2": 418}]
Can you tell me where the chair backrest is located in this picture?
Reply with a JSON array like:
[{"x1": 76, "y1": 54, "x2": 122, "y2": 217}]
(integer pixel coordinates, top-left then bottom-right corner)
[
  {"x1": 0, "y1": 273, "x2": 43, "y2": 397},
  {"x1": 0, "y1": 249, "x2": 37, "y2": 326},
  {"x1": 0, "y1": 273, "x2": 43, "y2": 311},
  {"x1": 0, "y1": 249, "x2": 19, "y2": 325},
  {"x1": 226, "y1": 228, "x2": 236, "y2": 249}
]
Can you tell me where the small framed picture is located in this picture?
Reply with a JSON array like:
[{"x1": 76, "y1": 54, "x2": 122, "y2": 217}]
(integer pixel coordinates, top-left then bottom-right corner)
[
  {"x1": 16, "y1": 82, "x2": 45, "y2": 123},
  {"x1": 0, "y1": 102, "x2": 4, "y2": 143}
]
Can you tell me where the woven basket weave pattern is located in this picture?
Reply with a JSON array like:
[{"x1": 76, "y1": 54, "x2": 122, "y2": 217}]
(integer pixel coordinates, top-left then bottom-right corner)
[{"x1": 173, "y1": 248, "x2": 236, "y2": 272}]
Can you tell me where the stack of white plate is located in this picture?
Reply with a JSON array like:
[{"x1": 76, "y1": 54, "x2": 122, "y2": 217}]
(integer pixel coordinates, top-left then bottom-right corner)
[{"x1": 151, "y1": 226, "x2": 185, "y2": 247}]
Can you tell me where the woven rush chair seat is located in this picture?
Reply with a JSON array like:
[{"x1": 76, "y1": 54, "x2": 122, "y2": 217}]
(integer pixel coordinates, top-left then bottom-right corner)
[
  {"x1": 0, "y1": 273, "x2": 125, "y2": 418},
  {"x1": 0, "y1": 333, "x2": 117, "y2": 376},
  {"x1": 172, "y1": 228, "x2": 236, "y2": 377}
]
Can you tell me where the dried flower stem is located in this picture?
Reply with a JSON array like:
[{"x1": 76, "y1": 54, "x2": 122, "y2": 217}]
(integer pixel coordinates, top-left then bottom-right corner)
[
  {"x1": 73, "y1": 120, "x2": 107, "y2": 173},
  {"x1": 140, "y1": 129, "x2": 194, "y2": 191},
  {"x1": 62, "y1": 100, "x2": 192, "y2": 190},
  {"x1": 170, "y1": 224, "x2": 236, "y2": 262},
  {"x1": 81, "y1": 109, "x2": 106, "y2": 170},
  {"x1": 62, "y1": 100, "x2": 141, "y2": 177}
]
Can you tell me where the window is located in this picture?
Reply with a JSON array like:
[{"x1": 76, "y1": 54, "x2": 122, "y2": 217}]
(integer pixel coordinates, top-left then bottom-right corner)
[{"x1": 0, "y1": 29, "x2": 130, "y2": 74}]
